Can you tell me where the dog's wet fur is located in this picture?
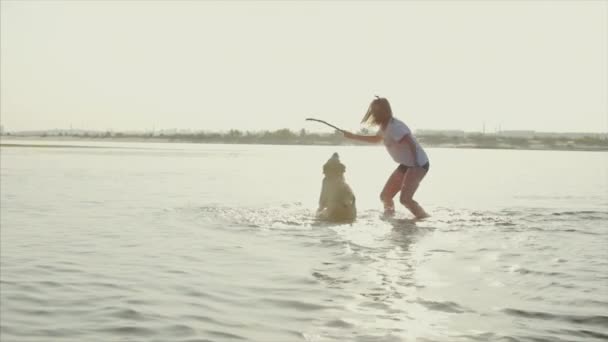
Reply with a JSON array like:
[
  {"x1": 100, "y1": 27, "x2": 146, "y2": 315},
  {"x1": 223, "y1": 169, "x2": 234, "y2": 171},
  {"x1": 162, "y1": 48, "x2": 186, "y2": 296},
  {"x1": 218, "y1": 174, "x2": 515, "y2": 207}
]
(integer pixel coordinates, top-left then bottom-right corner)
[{"x1": 317, "y1": 153, "x2": 356, "y2": 223}]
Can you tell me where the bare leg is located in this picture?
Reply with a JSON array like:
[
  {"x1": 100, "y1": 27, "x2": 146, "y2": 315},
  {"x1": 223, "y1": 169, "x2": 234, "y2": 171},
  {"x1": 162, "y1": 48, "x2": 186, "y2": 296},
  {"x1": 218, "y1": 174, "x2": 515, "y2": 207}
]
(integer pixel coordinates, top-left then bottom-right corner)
[
  {"x1": 399, "y1": 167, "x2": 429, "y2": 219},
  {"x1": 380, "y1": 168, "x2": 406, "y2": 215}
]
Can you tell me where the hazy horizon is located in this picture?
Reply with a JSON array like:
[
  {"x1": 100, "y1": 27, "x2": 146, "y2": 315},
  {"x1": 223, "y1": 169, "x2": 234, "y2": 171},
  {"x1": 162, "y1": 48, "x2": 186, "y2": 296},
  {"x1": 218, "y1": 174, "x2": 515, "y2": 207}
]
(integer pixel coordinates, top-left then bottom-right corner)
[
  {"x1": 2, "y1": 125, "x2": 607, "y2": 136},
  {"x1": 1, "y1": 1, "x2": 607, "y2": 133}
]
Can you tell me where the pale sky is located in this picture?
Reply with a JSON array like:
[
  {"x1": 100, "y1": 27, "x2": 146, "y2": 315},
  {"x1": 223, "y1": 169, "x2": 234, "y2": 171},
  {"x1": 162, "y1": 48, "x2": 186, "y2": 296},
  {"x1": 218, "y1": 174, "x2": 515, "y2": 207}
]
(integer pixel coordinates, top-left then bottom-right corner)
[{"x1": 1, "y1": 0, "x2": 606, "y2": 133}]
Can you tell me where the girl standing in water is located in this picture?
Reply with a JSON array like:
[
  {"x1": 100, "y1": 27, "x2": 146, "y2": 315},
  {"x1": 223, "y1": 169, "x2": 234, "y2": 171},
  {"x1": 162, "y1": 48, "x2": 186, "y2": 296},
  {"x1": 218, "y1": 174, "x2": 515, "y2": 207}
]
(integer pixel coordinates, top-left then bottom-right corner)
[{"x1": 343, "y1": 96, "x2": 430, "y2": 219}]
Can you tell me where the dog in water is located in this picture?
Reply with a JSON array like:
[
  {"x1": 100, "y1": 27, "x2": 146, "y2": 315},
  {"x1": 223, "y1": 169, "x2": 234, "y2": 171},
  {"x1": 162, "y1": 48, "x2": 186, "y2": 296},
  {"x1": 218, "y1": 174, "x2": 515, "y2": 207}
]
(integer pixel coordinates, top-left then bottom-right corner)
[{"x1": 316, "y1": 152, "x2": 356, "y2": 223}]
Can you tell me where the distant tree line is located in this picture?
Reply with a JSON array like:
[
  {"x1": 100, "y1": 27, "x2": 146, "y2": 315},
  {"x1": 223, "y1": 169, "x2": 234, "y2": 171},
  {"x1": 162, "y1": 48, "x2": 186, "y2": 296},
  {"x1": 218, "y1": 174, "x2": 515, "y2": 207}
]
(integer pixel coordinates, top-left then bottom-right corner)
[
  {"x1": 416, "y1": 132, "x2": 607, "y2": 150},
  {"x1": 49, "y1": 128, "x2": 364, "y2": 145},
  {"x1": 4, "y1": 128, "x2": 607, "y2": 150}
]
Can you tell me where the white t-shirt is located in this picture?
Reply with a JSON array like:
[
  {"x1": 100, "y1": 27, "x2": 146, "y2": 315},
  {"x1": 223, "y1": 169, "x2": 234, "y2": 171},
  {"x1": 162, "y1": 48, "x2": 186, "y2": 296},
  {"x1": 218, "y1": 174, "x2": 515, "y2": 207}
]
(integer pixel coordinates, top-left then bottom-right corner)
[{"x1": 379, "y1": 117, "x2": 429, "y2": 167}]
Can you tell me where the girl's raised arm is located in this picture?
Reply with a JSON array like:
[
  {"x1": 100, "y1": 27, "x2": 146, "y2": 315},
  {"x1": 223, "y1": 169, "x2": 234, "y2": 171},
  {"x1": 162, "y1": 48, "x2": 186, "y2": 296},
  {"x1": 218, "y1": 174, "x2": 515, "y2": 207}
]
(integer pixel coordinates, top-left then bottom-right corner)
[{"x1": 343, "y1": 131, "x2": 382, "y2": 144}]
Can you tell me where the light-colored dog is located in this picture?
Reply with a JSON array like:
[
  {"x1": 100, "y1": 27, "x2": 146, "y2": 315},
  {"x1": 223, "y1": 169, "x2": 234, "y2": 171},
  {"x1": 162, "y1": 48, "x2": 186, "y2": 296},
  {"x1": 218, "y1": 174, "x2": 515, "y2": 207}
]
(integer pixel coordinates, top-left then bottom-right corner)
[{"x1": 316, "y1": 153, "x2": 356, "y2": 223}]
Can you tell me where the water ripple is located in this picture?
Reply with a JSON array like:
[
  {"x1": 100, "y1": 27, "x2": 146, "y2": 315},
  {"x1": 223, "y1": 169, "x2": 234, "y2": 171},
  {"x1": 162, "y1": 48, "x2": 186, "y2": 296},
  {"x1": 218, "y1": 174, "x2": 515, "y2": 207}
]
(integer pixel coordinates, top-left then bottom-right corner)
[{"x1": 502, "y1": 308, "x2": 608, "y2": 327}]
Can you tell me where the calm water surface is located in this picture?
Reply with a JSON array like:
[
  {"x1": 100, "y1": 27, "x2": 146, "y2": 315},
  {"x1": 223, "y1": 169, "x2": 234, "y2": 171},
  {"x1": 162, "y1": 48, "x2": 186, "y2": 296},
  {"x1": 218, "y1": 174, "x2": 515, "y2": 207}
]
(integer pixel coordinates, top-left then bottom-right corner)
[{"x1": 1, "y1": 140, "x2": 607, "y2": 341}]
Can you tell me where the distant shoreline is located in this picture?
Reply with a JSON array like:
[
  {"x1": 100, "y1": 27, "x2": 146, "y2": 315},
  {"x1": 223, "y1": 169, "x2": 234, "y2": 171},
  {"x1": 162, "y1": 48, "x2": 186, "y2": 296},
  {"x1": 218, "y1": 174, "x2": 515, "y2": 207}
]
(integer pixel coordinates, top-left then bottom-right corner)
[{"x1": 1, "y1": 135, "x2": 606, "y2": 152}]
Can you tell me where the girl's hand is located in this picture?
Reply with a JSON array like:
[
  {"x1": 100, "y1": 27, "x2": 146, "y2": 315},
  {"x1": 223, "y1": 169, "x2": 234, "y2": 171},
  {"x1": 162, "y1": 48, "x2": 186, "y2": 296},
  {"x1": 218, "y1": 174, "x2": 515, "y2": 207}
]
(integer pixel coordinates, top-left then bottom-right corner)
[{"x1": 343, "y1": 131, "x2": 355, "y2": 139}]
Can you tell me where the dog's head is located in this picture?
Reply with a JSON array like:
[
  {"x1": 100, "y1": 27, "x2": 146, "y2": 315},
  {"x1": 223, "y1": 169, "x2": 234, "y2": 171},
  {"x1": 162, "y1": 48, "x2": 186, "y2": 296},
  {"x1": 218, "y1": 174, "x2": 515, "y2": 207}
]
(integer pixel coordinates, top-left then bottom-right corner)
[{"x1": 323, "y1": 152, "x2": 346, "y2": 178}]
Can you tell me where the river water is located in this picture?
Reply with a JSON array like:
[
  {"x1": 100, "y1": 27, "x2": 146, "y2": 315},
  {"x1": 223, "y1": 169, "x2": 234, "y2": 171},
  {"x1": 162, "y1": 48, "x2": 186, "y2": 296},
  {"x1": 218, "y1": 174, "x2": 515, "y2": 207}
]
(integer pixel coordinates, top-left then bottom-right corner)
[{"x1": 1, "y1": 140, "x2": 607, "y2": 341}]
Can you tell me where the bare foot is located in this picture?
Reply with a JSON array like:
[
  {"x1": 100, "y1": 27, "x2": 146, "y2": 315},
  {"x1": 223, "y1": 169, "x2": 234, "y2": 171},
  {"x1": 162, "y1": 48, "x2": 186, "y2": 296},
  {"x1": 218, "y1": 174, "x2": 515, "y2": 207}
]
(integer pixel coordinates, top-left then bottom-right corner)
[
  {"x1": 383, "y1": 208, "x2": 396, "y2": 217},
  {"x1": 415, "y1": 212, "x2": 430, "y2": 220}
]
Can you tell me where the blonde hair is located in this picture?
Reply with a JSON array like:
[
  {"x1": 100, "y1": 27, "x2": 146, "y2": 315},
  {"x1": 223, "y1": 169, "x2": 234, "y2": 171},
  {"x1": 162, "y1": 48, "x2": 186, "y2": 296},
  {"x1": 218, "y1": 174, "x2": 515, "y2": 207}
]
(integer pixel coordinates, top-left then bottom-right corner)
[{"x1": 361, "y1": 96, "x2": 393, "y2": 126}]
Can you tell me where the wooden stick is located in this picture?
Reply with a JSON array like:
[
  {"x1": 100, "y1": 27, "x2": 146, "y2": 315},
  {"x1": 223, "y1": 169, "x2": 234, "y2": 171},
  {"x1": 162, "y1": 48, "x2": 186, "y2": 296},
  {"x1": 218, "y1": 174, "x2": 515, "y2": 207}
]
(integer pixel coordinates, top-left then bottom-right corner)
[{"x1": 305, "y1": 118, "x2": 346, "y2": 133}]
